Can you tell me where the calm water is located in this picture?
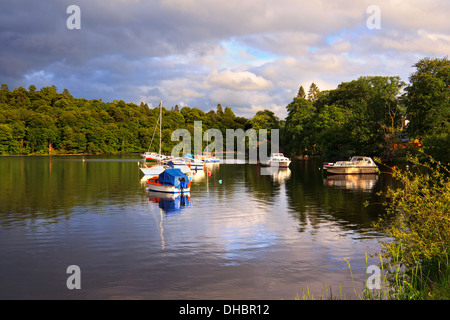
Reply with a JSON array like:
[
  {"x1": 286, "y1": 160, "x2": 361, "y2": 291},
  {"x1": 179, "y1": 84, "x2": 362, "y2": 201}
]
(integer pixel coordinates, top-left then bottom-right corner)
[{"x1": 0, "y1": 156, "x2": 391, "y2": 299}]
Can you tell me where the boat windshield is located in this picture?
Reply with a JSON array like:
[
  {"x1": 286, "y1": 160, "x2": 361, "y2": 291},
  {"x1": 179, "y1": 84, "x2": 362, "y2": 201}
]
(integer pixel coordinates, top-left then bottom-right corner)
[{"x1": 350, "y1": 157, "x2": 375, "y2": 165}]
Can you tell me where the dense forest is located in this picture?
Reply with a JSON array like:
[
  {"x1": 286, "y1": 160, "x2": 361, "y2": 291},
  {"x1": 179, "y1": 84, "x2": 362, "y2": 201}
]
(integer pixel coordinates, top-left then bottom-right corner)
[
  {"x1": 0, "y1": 56, "x2": 448, "y2": 162},
  {"x1": 0, "y1": 84, "x2": 267, "y2": 156}
]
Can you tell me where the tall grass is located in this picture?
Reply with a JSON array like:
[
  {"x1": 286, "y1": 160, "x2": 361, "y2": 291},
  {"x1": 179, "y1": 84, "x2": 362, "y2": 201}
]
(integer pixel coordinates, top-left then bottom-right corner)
[{"x1": 296, "y1": 250, "x2": 450, "y2": 300}]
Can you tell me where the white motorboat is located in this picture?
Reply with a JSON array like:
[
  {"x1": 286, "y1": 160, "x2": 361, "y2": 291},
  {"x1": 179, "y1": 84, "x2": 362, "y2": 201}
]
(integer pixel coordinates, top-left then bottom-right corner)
[
  {"x1": 263, "y1": 153, "x2": 291, "y2": 167},
  {"x1": 186, "y1": 158, "x2": 205, "y2": 170},
  {"x1": 183, "y1": 154, "x2": 205, "y2": 169},
  {"x1": 323, "y1": 156, "x2": 379, "y2": 175}
]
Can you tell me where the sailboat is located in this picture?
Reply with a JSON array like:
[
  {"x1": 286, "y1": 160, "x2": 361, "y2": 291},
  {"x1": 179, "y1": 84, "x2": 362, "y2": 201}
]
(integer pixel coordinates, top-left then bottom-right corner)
[
  {"x1": 141, "y1": 101, "x2": 168, "y2": 176},
  {"x1": 147, "y1": 168, "x2": 191, "y2": 194}
]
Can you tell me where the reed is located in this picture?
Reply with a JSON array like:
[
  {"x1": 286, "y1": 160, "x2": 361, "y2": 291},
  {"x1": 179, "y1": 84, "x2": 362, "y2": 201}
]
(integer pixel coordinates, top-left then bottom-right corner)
[{"x1": 296, "y1": 251, "x2": 450, "y2": 300}]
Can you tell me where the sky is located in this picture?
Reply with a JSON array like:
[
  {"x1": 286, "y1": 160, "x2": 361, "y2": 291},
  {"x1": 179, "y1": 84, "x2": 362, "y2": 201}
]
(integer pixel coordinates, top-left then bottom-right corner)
[{"x1": 1, "y1": 0, "x2": 449, "y2": 119}]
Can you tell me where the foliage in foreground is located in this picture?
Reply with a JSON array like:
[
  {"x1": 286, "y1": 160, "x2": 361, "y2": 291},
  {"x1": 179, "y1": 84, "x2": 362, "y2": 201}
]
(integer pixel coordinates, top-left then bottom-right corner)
[
  {"x1": 363, "y1": 154, "x2": 450, "y2": 299},
  {"x1": 378, "y1": 154, "x2": 450, "y2": 266},
  {"x1": 297, "y1": 154, "x2": 450, "y2": 300}
]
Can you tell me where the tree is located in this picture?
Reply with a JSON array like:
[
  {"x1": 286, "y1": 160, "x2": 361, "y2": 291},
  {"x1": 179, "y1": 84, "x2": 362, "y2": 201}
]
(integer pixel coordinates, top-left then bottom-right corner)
[
  {"x1": 0, "y1": 124, "x2": 13, "y2": 154},
  {"x1": 307, "y1": 82, "x2": 320, "y2": 103},
  {"x1": 297, "y1": 85, "x2": 306, "y2": 99},
  {"x1": 62, "y1": 88, "x2": 73, "y2": 100},
  {"x1": 404, "y1": 57, "x2": 450, "y2": 137},
  {"x1": 0, "y1": 84, "x2": 11, "y2": 104},
  {"x1": 251, "y1": 109, "x2": 280, "y2": 140},
  {"x1": 284, "y1": 76, "x2": 405, "y2": 158},
  {"x1": 216, "y1": 104, "x2": 223, "y2": 114},
  {"x1": 283, "y1": 96, "x2": 316, "y2": 155},
  {"x1": 325, "y1": 76, "x2": 405, "y2": 156}
]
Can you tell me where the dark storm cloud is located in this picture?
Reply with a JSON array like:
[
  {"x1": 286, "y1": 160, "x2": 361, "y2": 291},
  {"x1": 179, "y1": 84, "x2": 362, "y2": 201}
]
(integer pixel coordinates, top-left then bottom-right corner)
[{"x1": 1, "y1": 0, "x2": 450, "y2": 118}]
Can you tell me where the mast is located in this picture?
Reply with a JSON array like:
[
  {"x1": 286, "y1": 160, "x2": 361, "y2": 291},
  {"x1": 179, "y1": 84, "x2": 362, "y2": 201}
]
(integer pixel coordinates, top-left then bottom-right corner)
[{"x1": 159, "y1": 101, "x2": 162, "y2": 161}]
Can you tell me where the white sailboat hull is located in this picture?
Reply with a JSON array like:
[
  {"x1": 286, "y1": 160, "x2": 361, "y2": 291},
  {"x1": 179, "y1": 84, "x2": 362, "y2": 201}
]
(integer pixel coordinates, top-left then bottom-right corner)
[
  {"x1": 147, "y1": 183, "x2": 190, "y2": 194},
  {"x1": 140, "y1": 165, "x2": 166, "y2": 176}
]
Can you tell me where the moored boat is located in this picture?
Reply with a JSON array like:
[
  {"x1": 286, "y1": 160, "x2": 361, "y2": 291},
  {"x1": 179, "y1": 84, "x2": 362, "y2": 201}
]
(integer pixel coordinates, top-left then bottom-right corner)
[
  {"x1": 323, "y1": 156, "x2": 379, "y2": 175},
  {"x1": 140, "y1": 164, "x2": 166, "y2": 176},
  {"x1": 200, "y1": 152, "x2": 220, "y2": 163},
  {"x1": 263, "y1": 153, "x2": 291, "y2": 167},
  {"x1": 142, "y1": 152, "x2": 165, "y2": 163},
  {"x1": 186, "y1": 157, "x2": 205, "y2": 170},
  {"x1": 167, "y1": 157, "x2": 190, "y2": 168},
  {"x1": 147, "y1": 168, "x2": 191, "y2": 194}
]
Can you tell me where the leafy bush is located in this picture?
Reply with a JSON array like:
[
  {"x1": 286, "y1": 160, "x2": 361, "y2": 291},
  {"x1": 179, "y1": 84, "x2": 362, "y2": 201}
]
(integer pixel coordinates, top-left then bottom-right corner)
[
  {"x1": 373, "y1": 154, "x2": 450, "y2": 299},
  {"x1": 378, "y1": 154, "x2": 450, "y2": 265}
]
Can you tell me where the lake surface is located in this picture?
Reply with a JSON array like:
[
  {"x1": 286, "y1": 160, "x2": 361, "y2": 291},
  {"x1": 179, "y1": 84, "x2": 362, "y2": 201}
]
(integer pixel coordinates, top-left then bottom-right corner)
[{"x1": 0, "y1": 156, "x2": 391, "y2": 299}]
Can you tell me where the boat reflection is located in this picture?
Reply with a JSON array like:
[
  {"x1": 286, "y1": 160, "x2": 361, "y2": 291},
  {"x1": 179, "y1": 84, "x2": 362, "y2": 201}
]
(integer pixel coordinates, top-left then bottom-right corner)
[
  {"x1": 190, "y1": 169, "x2": 205, "y2": 182},
  {"x1": 147, "y1": 191, "x2": 192, "y2": 214},
  {"x1": 324, "y1": 174, "x2": 379, "y2": 192},
  {"x1": 260, "y1": 166, "x2": 291, "y2": 183}
]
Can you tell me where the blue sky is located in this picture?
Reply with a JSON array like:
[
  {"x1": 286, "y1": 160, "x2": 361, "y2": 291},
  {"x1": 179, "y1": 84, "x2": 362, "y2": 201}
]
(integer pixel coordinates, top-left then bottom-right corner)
[{"x1": 1, "y1": 0, "x2": 449, "y2": 119}]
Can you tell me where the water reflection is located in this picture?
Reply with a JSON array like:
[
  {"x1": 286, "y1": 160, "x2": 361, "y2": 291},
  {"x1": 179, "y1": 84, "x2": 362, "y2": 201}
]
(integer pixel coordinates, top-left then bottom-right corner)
[
  {"x1": 324, "y1": 174, "x2": 379, "y2": 192},
  {"x1": 0, "y1": 156, "x2": 392, "y2": 299},
  {"x1": 285, "y1": 160, "x2": 384, "y2": 238},
  {"x1": 147, "y1": 191, "x2": 192, "y2": 214},
  {"x1": 261, "y1": 166, "x2": 292, "y2": 183}
]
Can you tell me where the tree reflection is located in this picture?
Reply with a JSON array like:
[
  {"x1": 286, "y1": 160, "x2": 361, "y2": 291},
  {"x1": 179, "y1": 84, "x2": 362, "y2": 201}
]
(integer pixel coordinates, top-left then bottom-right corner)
[{"x1": 284, "y1": 159, "x2": 389, "y2": 237}]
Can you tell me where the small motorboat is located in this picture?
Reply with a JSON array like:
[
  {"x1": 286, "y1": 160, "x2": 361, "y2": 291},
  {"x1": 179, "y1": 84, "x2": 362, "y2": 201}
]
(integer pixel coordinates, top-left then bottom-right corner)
[
  {"x1": 263, "y1": 153, "x2": 291, "y2": 167},
  {"x1": 147, "y1": 168, "x2": 191, "y2": 194},
  {"x1": 187, "y1": 158, "x2": 205, "y2": 170},
  {"x1": 323, "y1": 156, "x2": 379, "y2": 175},
  {"x1": 167, "y1": 157, "x2": 190, "y2": 168},
  {"x1": 183, "y1": 154, "x2": 205, "y2": 169}
]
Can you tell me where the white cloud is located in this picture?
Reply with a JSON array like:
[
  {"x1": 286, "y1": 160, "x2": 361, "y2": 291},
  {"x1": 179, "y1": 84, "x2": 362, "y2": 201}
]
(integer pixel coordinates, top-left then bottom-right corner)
[{"x1": 206, "y1": 69, "x2": 273, "y2": 91}]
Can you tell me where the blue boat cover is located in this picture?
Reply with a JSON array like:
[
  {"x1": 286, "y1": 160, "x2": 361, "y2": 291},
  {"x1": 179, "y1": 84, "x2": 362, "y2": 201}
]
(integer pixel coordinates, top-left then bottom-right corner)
[{"x1": 158, "y1": 168, "x2": 189, "y2": 189}]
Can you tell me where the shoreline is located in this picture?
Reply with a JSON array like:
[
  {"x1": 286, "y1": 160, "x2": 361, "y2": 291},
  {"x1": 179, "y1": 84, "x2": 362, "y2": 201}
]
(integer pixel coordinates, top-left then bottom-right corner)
[{"x1": 0, "y1": 152, "x2": 143, "y2": 157}]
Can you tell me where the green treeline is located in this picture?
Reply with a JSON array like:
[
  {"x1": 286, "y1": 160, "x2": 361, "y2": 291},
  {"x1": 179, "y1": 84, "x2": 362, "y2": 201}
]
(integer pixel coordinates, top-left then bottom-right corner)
[
  {"x1": 282, "y1": 56, "x2": 450, "y2": 162},
  {"x1": 0, "y1": 84, "x2": 271, "y2": 155},
  {"x1": 0, "y1": 56, "x2": 448, "y2": 161}
]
